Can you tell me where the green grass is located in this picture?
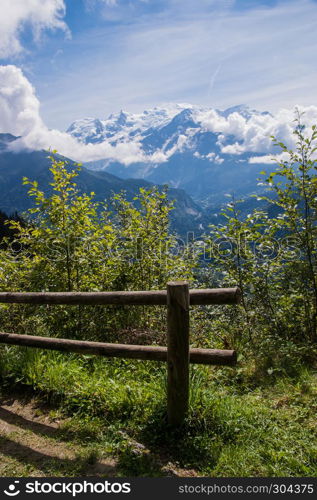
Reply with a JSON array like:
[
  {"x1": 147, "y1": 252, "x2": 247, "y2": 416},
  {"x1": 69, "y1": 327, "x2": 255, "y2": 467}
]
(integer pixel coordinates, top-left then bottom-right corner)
[{"x1": 0, "y1": 345, "x2": 316, "y2": 476}]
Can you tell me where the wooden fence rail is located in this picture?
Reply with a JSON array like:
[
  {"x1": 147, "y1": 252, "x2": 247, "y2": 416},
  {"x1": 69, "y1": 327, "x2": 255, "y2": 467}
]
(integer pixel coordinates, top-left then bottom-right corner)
[
  {"x1": 0, "y1": 287, "x2": 241, "y2": 306},
  {"x1": 0, "y1": 332, "x2": 236, "y2": 365},
  {"x1": 0, "y1": 282, "x2": 241, "y2": 426}
]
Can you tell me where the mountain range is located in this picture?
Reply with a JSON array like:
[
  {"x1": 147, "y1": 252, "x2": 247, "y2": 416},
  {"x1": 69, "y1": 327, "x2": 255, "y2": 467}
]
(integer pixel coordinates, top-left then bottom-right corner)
[
  {"x1": 0, "y1": 104, "x2": 279, "y2": 236},
  {"x1": 68, "y1": 104, "x2": 276, "y2": 205}
]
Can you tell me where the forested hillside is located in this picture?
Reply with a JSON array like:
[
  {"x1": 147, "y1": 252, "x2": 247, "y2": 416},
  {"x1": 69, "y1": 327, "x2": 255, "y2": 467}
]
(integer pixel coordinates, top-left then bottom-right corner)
[{"x1": 0, "y1": 134, "x2": 205, "y2": 237}]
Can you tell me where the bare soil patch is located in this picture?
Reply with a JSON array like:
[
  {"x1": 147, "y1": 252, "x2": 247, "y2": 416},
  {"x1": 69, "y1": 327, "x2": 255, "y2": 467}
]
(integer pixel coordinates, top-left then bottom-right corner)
[{"x1": 0, "y1": 392, "x2": 117, "y2": 477}]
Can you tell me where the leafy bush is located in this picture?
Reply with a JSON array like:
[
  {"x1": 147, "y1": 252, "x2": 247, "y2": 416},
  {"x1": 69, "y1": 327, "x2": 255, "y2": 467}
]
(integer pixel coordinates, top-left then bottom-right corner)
[
  {"x1": 0, "y1": 154, "x2": 194, "y2": 340},
  {"x1": 202, "y1": 113, "x2": 317, "y2": 370}
]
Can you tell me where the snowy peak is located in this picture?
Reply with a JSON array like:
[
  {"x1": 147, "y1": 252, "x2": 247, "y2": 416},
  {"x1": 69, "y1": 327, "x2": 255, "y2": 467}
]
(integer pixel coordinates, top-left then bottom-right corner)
[
  {"x1": 168, "y1": 108, "x2": 197, "y2": 127},
  {"x1": 109, "y1": 110, "x2": 128, "y2": 126},
  {"x1": 67, "y1": 118, "x2": 105, "y2": 143},
  {"x1": 66, "y1": 103, "x2": 200, "y2": 145},
  {"x1": 219, "y1": 104, "x2": 272, "y2": 119}
]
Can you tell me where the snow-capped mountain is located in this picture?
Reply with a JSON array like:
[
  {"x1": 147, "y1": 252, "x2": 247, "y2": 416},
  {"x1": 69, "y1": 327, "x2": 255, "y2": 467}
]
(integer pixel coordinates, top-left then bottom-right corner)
[
  {"x1": 67, "y1": 104, "x2": 196, "y2": 146},
  {"x1": 67, "y1": 104, "x2": 277, "y2": 204}
]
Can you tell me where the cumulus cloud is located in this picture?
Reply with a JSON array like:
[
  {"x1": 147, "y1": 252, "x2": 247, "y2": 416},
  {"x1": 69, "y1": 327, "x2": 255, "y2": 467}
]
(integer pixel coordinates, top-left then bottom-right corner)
[
  {"x1": 0, "y1": 0, "x2": 68, "y2": 58},
  {"x1": 0, "y1": 65, "x2": 146, "y2": 165},
  {"x1": 196, "y1": 106, "x2": 317, "y2": 156},
  {"x1": 0, "y1": 65, "x2": 43, "y2": 135}
]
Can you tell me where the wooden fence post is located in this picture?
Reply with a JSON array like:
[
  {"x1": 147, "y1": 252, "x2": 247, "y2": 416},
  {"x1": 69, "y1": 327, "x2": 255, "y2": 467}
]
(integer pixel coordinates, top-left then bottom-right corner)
[{"x1": 167, "y1": 281, "x2": 190, "y2": 426}]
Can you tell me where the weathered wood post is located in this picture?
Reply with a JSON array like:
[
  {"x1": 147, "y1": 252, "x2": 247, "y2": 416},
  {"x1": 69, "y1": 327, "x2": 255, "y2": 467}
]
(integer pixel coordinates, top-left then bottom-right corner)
[{"x1": 167, "y1": 281, "x2": 190, "y2": 426}]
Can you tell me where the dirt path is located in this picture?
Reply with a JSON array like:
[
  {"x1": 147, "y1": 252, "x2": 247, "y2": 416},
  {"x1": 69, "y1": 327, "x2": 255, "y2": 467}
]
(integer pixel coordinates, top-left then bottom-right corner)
[
  {"x1": 0, "y1": 393, "x2": 117, "y2": 477},
  {"x1": 0, "y1": 392, "x2": 198, "y2": 477}
]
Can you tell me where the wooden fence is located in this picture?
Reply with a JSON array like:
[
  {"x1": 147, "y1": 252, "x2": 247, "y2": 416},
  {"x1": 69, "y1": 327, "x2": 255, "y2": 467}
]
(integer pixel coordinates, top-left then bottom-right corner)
[{"x1": 0, "y1": 281, "x2": 241, "y2": 426}]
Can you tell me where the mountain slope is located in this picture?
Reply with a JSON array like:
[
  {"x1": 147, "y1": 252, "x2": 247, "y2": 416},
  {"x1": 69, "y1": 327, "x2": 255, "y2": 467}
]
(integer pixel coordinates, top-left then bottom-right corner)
[{"x1": 0, "y1": 134, "x2": 204, "y2": 236}]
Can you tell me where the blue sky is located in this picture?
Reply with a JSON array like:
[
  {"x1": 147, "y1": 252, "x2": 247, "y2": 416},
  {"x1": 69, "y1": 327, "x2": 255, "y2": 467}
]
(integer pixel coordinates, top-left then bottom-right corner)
[{"x1": 1, "y1": 0, "x2": 317, "y2": 130}]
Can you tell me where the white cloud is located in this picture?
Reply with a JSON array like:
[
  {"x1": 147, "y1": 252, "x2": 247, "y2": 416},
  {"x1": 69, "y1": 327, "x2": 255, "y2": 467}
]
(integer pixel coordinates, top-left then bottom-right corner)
[
  {"x1": 0, "y1": 65, "x2": 43, "y2": 136},
  {"x1": 193, "y1": 151, "x2": 224, "y2": 163},
  {"x1": 248, "y1": 153, "x2": 289, "y2": 165},
  {"x1": 196, "y1": 106, "x2": 317, "y2": 155},
  {"x1": 0, "y1": 65, "x2": 146, "y2": 165},
  {"x1": 0, "y1": 0, "x2": 68, "y2": 58}
]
